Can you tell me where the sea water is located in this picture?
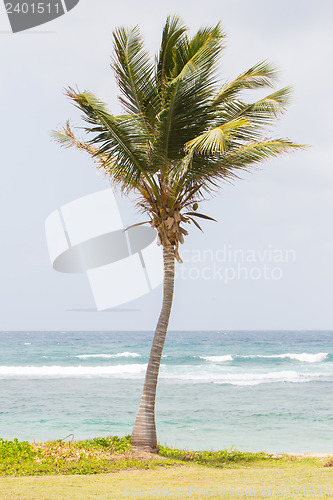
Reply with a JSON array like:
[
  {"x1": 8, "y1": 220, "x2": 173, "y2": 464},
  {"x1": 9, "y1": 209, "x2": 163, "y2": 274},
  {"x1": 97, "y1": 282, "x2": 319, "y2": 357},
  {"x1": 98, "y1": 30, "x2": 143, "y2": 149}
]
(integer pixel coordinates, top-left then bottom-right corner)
[{"x1": 0, "y1": 330, "x2": 332, "y2": 453}]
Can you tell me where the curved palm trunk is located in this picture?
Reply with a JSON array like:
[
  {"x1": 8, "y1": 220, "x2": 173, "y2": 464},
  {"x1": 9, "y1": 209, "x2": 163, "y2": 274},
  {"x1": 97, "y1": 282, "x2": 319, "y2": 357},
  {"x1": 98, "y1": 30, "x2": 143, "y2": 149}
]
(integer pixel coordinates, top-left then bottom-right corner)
[{"x1": 131, "y1": 245, "x2": 175, "y2": 453}]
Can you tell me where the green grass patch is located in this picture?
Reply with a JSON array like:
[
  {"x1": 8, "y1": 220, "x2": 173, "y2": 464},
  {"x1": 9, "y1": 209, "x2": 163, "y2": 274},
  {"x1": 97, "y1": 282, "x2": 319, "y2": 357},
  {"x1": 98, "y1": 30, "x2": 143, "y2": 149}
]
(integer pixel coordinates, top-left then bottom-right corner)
[
  {"x1": 0, "y1": 436, "x2": 331, "y2": 477},
  {"x1": 158, "y1": 444, "x2": 271, "y2": 467},
  {"x1": 0, "y1": 436, "x2": 172, "y2": 477},
  {"x1": 158, "y1": 445, "x2": 329, "y2": 468}
]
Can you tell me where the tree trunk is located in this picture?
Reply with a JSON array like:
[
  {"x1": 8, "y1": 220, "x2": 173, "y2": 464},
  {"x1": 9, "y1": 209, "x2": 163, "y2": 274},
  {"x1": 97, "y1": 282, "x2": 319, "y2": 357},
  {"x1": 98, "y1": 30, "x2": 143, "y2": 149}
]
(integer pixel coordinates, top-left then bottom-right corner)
[{"x1": 131, "y1": 245, "x2": 175, "y2": 453}]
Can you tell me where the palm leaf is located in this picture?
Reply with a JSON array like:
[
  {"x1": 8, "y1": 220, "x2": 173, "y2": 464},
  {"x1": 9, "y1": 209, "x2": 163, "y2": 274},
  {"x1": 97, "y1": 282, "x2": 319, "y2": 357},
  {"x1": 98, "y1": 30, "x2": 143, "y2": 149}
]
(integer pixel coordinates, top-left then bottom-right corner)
[
  {"x1": 183, "y1": 139, "x2": 304, "y2": 190},
  {"x1": 123, "y1": 220, "x2": 151, "y2": 231},
  {"x1": 55, "y1": 16, "x2": 305, "y2": 248},
  {"x1": 65, "y1": 88, "x2": 159, "y2": 194},
  {"x1": 174, "y1": 24, "x2": 226, "y2": 77},
  {"x1": 185, "y1": 118, "x2": 251, "y2": 154},
  {"x1": 236, "y1": 86, "x2": 293, "y2": 123},
  {"x1": 212, "y1": 60, "x2": 278, "y2": 106},
  {"x1": 156, "y1": 15, "x2": 187, "y2": 90},
  {"x1": 154, "y1": 24, "x2": 224, "y2": 161},
  {"x1": 112, "y1": 26, "x2": 159, "y2": 129},
  {"x1": 51, "y1": 121, "x2": 112, "y2": 166},
  {"x1": 186, "y1": 212, "x2": 217, "y2": 221},
  {"x1": 188, "y1": 216, "x2": 203, "y2": 231}
]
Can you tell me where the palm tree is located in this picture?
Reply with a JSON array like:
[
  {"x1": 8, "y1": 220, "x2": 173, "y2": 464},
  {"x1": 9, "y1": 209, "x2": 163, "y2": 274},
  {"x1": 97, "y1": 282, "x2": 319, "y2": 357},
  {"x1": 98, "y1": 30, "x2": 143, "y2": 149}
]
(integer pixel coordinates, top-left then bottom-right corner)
[{"x1": 53, "y1": 15, "x2": 303, "y2": 453}]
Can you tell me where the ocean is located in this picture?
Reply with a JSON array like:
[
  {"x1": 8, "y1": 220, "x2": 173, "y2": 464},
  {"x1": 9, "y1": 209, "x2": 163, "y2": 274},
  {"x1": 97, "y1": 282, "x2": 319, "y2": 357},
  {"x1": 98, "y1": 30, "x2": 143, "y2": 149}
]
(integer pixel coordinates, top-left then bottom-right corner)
[{"x1": 0, "y1": 330, "x2": 332, "y2": 454}]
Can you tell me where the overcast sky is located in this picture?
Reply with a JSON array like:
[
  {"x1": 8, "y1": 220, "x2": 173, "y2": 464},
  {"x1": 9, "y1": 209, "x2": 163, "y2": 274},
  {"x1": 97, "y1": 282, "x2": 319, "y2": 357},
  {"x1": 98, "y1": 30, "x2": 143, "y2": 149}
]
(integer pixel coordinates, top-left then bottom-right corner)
[{"x1": 1, "y1": 0, "x2": 332, "y2": 331}]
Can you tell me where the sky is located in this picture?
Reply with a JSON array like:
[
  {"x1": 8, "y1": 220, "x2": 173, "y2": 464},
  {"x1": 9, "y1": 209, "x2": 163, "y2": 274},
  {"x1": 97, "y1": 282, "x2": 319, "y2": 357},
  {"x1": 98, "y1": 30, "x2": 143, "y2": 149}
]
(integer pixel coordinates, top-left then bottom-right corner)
[{"x1": 0, "y1": 0, "x2": 332, "y2": 331}]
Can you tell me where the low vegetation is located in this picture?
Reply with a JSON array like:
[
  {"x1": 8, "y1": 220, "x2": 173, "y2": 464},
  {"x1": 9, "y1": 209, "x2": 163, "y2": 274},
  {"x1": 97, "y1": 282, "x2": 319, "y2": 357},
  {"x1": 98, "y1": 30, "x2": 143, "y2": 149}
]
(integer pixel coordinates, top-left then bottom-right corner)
[
  {"x1": 158, "y1": 444, "x2": 271, "y2": 466},
  {"x1": 0, "y1": 436, "x2": 331, "y2": 477},
  {"x1": 0, "y1": 436, "x2": 172, "y2": 476}
]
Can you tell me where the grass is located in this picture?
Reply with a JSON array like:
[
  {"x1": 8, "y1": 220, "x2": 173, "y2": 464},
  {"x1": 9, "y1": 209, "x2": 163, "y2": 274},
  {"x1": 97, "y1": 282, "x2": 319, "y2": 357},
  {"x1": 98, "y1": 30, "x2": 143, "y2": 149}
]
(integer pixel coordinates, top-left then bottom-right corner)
[
  {"x1": 0, "y1": 437, "x2": 332, "y2": 499},
  {"x1": 158, "y1": 444, "x2": 272, "y2": 466},
  {"x1": 0, "y1": 436, "x2": 175, "y2": 477}
]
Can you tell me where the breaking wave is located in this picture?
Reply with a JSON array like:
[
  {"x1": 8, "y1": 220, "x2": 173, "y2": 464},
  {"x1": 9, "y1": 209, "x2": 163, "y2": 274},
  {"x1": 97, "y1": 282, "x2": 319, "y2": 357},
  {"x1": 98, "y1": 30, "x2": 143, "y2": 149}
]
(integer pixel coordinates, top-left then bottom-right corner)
[
  {"x1": 74, "y1": 352, "x2": 140, "y2": 359},
  {"x1": 200, "y1": 352, "x2": 329, "y2": 364},
  {"x1": 160, "y1": 369, "x2": 329, "y2": 386},
  {"x1": 0, "y1": 364, "x2": 146, "y2": 379},
  {"x1": 200, "y1": 355, "x2": 233, "y2": 362},
  {"x1": 0, "y1": 363, "x2": 331, "y2": 386}
]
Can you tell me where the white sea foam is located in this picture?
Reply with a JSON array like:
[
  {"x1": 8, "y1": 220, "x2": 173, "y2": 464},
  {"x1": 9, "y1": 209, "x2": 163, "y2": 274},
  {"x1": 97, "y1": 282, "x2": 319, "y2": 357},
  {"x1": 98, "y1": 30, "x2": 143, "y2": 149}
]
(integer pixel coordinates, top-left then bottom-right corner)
[
  {"x1": 75, "y1": 352, "x2": 140, "y2": 359},
  {"x1": 281, "y1": 353, "x2": 328, "y2": 363},
  {"x1": 245, "y1": 353, "x2": 329, "y2": 363},
  {"x1": 212, "y1": 370, "x2": 321, "y2": 386},
  {"x1": 200, "y1": 355, "x2": 233, "y2": 362},
  {"x1": 161, "y1": 369, "x2": 327, "y2": 386},
  {"x1": 0, "y1": 364, "x2": 146, "y2": 379},
  {"x1": 0, "y1": 363, "x2": 330, "y2": 386},
  {"x1": 198, "y1": 353, "x2": 329, "y2": 363}
]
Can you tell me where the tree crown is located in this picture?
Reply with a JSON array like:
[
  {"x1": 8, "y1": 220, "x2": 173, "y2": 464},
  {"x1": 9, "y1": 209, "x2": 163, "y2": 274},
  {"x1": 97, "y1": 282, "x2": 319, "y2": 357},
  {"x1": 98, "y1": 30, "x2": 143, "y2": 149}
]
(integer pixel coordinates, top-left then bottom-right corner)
[{"x1": 53, "y1": 15, "x2": 303, "y2": 259}]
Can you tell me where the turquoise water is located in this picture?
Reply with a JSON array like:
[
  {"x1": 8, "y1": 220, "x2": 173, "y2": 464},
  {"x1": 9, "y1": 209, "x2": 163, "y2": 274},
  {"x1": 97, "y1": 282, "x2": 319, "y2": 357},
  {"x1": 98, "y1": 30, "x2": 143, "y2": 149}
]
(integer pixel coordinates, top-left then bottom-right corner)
[{"x1": 0, "y1": 330, "x2": 332, "y2": 453}]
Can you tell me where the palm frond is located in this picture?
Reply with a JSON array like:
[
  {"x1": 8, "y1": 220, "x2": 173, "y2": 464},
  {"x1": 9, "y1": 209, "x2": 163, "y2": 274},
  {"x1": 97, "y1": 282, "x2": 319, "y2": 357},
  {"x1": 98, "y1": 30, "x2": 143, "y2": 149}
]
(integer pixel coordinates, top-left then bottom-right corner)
[
  {"x1": 64, "y1": 88, "x2": 159, "y2": 194},
  {"x1": 187, "y1": 216, "x2": 203, "y2": 231},
  {"x1": 212, "y1": 60, "x2": 278, "y2": 106},
  {"x1": 186, "y1": 212, "x2": 217, "y2": 221},
  {"x1": 235, "y1": 86, "x2": 294, "y2": 123},
  {"x1": 51, "y1": 121, "x2": 101, "y2": 156},
  {"x1": 154, "y1": 24, "x2": 224, "y2": 161},
  {"x1": 123, "y1": 220, "x2": 151, "y2": 231},
  {"x1": 172, "y1": 23, "x2": 225, "y2": 81},
  {"x1": 185, "y1": 118, "x2": 251, "y2": 154},
  {"x1": 182, "y1": 139, "x2": 305, "y2": 190},
  {"x1": 156, "y1": 15, "x2": 187, "y2": 91},
  {"x1": 55, "y1": 16, "x2": 305, "y2": 251},
  {"x1": 112, "y1": 26, "x2": 159, "y2": 129}
]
